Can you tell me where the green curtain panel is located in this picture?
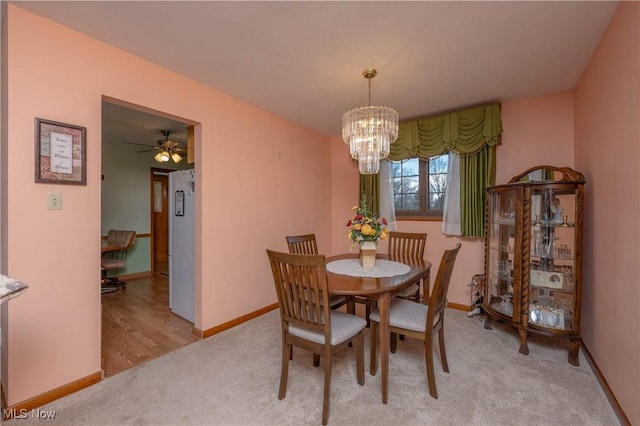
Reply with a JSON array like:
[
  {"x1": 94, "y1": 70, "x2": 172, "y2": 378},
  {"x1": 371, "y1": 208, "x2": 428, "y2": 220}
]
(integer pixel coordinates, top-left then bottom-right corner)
[
  {"x1": 460, "y1": 145, "x2": 496, "y2": 237},
  {"x1": 359, "y1": 174, "x2": 380, "y2": 215},
  {"x1": 361, "y1": 103, "x2": 502, "y2": 237}
]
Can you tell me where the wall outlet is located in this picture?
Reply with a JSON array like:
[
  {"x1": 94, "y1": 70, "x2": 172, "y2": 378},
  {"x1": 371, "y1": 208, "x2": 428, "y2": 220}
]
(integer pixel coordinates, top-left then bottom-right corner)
[{"x1": 47, "y1": 192, "x2": 62, "y2": 210}]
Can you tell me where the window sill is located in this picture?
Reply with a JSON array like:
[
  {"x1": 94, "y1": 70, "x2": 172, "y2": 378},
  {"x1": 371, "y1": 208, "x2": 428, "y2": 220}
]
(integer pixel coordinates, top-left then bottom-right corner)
[{"x1": 396, "y1": 216, "x2": 442, "y2": 222}]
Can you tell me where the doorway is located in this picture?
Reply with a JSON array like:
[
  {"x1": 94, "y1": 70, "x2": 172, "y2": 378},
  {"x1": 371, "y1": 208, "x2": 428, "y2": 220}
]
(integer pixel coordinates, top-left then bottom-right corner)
[
  {"x1": 151, "y1": 170, "x2": 171, "y2": 275},
  {"x1": 101, "y1": 97, "x2": 200, "y2": 377}
]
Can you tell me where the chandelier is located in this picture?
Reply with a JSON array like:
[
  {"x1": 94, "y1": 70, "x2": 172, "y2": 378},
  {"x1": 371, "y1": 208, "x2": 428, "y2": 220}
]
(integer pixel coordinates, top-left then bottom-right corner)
[{"x1": 342, "y1": 68, "x2": 398, "y2": 174}]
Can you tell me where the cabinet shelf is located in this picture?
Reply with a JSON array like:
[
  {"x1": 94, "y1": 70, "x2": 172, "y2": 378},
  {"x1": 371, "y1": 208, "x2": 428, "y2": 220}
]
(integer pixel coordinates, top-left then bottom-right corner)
[
  {"x1": 529, "y1": 284, "x2": 574, "y2": 294},
  {"x1": 533, "y1": 222, "x2": 575, "y2": 228},
  {"x1": 495, "y1": 218, "x2": 515, "y2": 226},
  {"x1": 483, "y1": 165, "x2": 584, "y2": 366},
  {"x1": 530, "y1": 255, "x2": 574, "y2": 261},
  {"x1": 489, "y1": 271, "x2": 513, "y2": 279}
]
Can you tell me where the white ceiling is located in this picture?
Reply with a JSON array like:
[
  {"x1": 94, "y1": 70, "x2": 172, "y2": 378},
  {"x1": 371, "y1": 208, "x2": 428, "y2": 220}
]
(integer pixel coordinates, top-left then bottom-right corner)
[{"x1": 13, "y1": 1, "x2": 618, "y2": 144}]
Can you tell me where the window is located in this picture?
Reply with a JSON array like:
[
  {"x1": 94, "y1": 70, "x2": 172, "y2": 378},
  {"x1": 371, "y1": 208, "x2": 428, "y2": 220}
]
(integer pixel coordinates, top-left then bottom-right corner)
[{"x1": 391, "y1": 154, "x2": 449, "y2": 219}]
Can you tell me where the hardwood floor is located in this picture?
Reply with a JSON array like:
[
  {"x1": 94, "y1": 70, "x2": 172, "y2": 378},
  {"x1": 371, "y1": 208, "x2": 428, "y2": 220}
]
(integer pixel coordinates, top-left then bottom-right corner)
[{"x1": 101, "y1": 273, "x2": 199, "y2": 377}]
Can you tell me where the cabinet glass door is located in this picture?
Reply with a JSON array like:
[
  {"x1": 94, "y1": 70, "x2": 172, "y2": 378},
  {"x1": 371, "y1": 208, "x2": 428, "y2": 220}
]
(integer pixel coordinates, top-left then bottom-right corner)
[
  {"x1": 528, "y1": 186, "x2": 576, "y2": 331},
  {"x1": 486, "y1": 187, "x2": 518, "y2": 319}
]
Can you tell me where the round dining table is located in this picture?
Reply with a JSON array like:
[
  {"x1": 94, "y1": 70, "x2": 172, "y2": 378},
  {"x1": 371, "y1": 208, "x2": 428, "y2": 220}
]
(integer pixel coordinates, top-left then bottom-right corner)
[{"x1": 326, "y1": 253, "x2": 432, "y2": 404}]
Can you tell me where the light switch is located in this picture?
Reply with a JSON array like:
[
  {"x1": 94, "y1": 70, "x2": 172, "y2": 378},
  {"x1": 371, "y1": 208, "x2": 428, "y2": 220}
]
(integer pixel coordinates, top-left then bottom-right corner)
[{"x1": 47, "y1": 192, "x2": 62, "y2": 210}]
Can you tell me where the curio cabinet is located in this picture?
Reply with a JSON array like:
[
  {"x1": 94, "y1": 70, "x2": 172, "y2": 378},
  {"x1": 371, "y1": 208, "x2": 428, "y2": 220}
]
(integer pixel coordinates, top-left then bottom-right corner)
[{"x1": 483, "y1": 165, "x2": 585, "y2": 365}]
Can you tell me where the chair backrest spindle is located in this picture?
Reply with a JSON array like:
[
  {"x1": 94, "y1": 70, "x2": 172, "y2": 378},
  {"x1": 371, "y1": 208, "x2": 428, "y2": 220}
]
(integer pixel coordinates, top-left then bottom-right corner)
[
  {"x1": 387, "y1": 231, "x2": 427, "y2": 259},
  {"x1": 286, "y1": 234, "x2": 319, "y2": 255}
]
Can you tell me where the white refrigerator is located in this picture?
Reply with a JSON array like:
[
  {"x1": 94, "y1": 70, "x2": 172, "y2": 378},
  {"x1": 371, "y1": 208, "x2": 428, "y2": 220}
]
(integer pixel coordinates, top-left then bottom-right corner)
[{"x1": 168, "y1": 169, "x2": 195, "y2": 323}]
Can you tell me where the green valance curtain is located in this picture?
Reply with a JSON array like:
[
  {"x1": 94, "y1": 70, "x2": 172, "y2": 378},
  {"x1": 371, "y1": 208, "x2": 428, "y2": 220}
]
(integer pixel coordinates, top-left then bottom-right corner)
[
  {"x1": 360, "y1": 103, "x2": 502, "y2": 237},
  {"x1": 389, "y1": 103, "x2": 502, "y2": 160}
]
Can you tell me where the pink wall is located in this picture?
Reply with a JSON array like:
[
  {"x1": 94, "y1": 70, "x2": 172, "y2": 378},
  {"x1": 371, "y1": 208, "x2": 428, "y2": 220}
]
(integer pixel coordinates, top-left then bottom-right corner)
[
  {"x1": 574, "y1": 2, "x2": 640, "y2": 423},
  {"x1": 498, "y1": 91, "x2": 575, "y2": 184},
  {"x1": 330, "y1": 136, "x2": 360, "y2": 253},
  {"x1": 331, "y1": 94, "x2": 576, "y2": 307},
  {"x1": 4, "y1": 6, "x2": 331, "y2": 405}
]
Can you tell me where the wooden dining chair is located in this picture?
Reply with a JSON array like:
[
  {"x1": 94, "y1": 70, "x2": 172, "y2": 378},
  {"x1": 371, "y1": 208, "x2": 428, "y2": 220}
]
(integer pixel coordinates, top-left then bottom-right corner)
[
  {"x1": 369, "y1": 243, "x2": 461, "y2": 399},
  {"x1": 355, "y1": 231, "x2": 428, "y2": 327},
  {"x1": 266, "y1": 249, "x2": 366, "y2": 426},
  {"x1": 286, "y1": 234, "x2": 350, "y2": 311},
  {"x1": 388, "y1": 231, "x2": 428, "y2": 301},
  {"x1": 387, "y1": 231, "x2": 428, "y2": 342},
  {"x1": 286, "y1": 234, "x2": 355, "y2": 366}
]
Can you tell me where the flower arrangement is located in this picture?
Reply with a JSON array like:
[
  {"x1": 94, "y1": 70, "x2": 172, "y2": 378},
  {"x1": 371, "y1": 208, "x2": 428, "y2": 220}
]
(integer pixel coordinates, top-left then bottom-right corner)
[{"x1": 347, "y1": 194, "x2": 388, "y2": 247}]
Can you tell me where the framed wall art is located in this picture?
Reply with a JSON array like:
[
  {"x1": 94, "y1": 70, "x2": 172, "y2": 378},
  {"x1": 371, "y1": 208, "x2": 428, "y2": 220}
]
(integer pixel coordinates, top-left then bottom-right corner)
[{"x1": 35, "y1": 118, "x2": 86, "y2": 185}]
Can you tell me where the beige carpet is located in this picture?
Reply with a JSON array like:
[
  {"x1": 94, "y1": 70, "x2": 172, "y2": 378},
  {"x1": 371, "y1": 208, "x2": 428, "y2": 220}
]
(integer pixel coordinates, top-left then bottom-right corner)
[{"x1": 15, "y1": 309, "x2": 619, "y2": 425}]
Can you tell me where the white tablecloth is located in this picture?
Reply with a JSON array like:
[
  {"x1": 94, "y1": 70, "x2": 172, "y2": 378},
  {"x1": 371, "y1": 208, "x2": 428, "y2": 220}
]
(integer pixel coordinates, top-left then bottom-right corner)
[{"x1": 326, "y1": 259, "x2": 410, "y2": 278}]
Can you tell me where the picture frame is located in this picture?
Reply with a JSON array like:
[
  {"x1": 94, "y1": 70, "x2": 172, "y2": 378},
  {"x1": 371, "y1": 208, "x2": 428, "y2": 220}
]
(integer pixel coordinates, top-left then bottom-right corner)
[
  {"x1": 35, "y1": 118, "x2": 86, "y2": 185},
  {"x1": 175, "y1": 190, "x2": 185, "y2": 216}
]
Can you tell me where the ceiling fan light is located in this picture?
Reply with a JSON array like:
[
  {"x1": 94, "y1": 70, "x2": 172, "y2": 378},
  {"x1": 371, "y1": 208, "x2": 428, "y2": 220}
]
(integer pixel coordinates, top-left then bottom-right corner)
[
  {"x1": 160, "y1": 151, "x2": 170, "y2": 162},
  {"x1": 171, "y1": 152, "x2": 182, "y2": 163},
  {"x1": 154, "y1": 151, "x2": 164, "y2": 162}
]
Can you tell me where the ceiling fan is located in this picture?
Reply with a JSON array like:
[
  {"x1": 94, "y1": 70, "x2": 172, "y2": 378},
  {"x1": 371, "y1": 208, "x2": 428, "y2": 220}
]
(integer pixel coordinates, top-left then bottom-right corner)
[{"x1": 123, "y1": 130, "x2": 187, "y2": 163}]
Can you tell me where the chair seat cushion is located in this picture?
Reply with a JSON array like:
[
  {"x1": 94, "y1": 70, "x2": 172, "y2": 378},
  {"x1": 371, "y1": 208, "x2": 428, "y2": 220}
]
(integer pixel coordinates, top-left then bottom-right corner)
[
  {"x1": 396, "y1": 283, "x2": 419, "y2": 299},
  {"x1": 289, "y1": 311, "x2": 366, "y2": 346},
  {"x1": 370, "y1": 298, "x2": 427, "y2": 333}
]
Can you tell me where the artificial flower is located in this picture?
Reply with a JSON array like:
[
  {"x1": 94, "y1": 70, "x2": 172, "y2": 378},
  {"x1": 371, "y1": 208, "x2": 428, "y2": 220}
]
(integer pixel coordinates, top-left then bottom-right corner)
[{"x1": 346, "y1": 194, "x2": 388, "y2": 248}]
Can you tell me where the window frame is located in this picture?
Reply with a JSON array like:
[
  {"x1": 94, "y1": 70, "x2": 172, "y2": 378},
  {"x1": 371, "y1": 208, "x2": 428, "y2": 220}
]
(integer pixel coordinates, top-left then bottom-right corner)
[{"x1": 392, "y1": 155, "x2": 448, "y2": 220}]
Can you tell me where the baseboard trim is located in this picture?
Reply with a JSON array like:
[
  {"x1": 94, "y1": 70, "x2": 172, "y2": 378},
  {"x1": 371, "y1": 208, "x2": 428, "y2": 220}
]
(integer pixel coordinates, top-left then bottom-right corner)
[
  {"x1": 191, "y1": 326, "x2": 203, "y2": 339},
  {"x1": 447, "y1": 302, "x2": 471, "y2": 312},
  {"x1": 201, "y1": 303, "x2": 279, "y2": 339},
  {"x1": 581, "y1": 342, "x2": 630, "y2": 425},
  {"x1": 3, "y1": 371, "x2": 102, "y2": 421},
  {"x1": 118, "y1": 271, "x2": 152, "y2": 281}
]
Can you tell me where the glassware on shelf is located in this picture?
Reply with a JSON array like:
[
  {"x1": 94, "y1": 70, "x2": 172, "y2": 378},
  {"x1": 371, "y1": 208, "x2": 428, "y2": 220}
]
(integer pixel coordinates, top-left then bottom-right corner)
[
  {"x1": 533, "y1": 230, "x2": 541, "y2": 256},
  {"x1": 492, "y1": 293, "x2": 513, "y2": 316},
  {"x1": 551, "y1": 197, "x2": 563, "y2": 223},
  {"x1": 507, "y1": 199, "x2": 515, "y2": 219},
  {"x1": 558, "y1": 244, "x2": 571, "y2": 259},
  {"x1": 546, "y1": 235, "x2": 557, "y2": 258}
]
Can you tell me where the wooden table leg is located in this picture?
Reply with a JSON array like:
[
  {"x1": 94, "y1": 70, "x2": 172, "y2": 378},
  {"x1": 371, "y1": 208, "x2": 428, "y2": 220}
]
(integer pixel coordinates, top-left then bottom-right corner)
[{"x1": 378, "y1": 292, "x2": 390, "y2": 404}]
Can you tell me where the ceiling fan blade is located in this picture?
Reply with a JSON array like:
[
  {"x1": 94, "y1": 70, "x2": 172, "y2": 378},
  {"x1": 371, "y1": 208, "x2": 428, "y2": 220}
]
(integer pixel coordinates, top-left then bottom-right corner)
[
  {"x1": 136, "y1": 148, "x2": 157, "y2": 153},
  {"x1": 123, "y1": 141, "x2": 156, "y2": 147}
]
